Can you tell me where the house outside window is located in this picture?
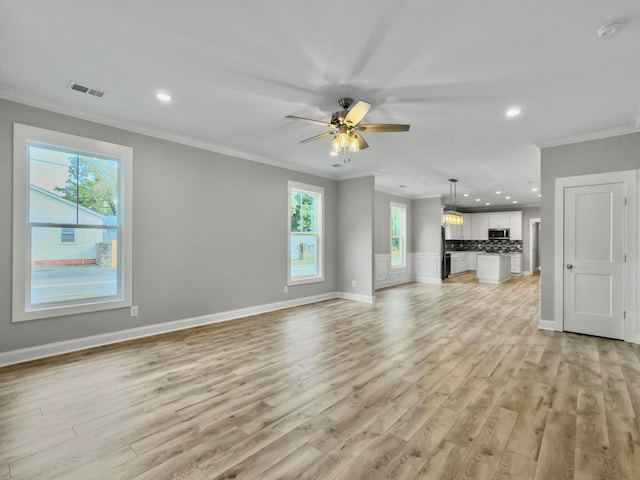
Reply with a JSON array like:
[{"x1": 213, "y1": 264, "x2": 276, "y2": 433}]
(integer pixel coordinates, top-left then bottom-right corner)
[
  {"x1": 12, "y1": 124, "x2": 132, "y2": 322},
  {"x1": 288, "y1": 181, "x2": 324, "y2": 285},
  {"x1": 391, "y1": 202, "x2": 407, "y2": 268}
]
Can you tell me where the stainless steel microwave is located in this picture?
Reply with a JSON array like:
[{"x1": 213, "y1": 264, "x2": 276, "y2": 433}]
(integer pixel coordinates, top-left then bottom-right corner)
[{"x1": 488, "y1": 228, "x2": 510, "y2": 239}]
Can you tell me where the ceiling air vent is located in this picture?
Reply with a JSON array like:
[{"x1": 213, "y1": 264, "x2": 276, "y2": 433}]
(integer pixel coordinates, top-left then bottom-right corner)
[{"x1": 68, "y1": 81, "x2": 105, "y2": 98}]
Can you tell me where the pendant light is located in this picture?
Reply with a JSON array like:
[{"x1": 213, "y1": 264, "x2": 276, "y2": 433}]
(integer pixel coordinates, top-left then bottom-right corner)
[{"x1": 443, "y1": 178, "x2": 464, "y2": 225}]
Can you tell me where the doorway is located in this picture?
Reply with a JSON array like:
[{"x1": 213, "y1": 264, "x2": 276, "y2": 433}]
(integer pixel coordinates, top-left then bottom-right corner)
[
  {"x1": 554, "y1": 170, "x2": 637, "y2": 341},
  {"x1": 529, "y1": 217, "x2": 541, "y2": 273}
]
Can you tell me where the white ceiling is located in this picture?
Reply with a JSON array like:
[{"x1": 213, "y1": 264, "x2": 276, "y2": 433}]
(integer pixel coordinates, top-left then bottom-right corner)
[{"x1": 2, "y1": 1, "x2": 639, "y2": 207}]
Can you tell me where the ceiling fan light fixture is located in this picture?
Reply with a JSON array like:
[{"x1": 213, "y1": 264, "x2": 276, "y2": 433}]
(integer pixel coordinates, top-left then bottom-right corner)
[{"x1": 350, "y1": 135, "x2": 359, "y2": 152}]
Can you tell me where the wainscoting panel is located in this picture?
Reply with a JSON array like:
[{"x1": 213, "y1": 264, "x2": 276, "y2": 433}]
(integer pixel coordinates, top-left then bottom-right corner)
[
  {"x1": 413, "y1": 252, "x2": 442, "y2": 284},
  {"x1": 375, "y1": 253, "x2": 412, "y2": 289}
]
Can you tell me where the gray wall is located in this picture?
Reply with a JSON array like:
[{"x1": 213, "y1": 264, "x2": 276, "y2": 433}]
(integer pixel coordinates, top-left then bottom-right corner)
[
  {"x1": 0, "y1": 98, "x2": 340, "y2": 354},
  {"x1": 337, "y1": 176, "x2": 375, "y2": 296},
  {"x1": 522, "y1": 206, "x2": 541, "y2": 273},
  {"x1": 374, "y1": 191, "x2": 413, "y2": 255},
  {"x1": 540, "y1": 132, "x2": 640, "y2": 322},
  {"x1": 412, "y1": 197, "x2": 443, "y2": 253}
]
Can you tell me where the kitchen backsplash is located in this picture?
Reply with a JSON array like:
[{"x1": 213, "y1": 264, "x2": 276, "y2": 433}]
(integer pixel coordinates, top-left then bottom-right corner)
[{"x1": 446, "y1": 239, "x2": 523, "y2": 253}]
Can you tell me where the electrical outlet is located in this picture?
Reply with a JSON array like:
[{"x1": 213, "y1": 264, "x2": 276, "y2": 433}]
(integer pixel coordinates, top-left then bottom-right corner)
[
  {"x1": 351, "y1": 280, "x2": 356, "y2": 287},
  {"x1": 130, "y1": 305, "x2": 139, "y2": 317},
  {"x1": 283, "y1": 286, "x2": 288, "y2": 293}
]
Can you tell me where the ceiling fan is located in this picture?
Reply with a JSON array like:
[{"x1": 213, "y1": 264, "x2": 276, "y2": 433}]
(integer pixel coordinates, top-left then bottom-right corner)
[{"x1": 286, "y1": 98, "x2": 410, "y2": 160}]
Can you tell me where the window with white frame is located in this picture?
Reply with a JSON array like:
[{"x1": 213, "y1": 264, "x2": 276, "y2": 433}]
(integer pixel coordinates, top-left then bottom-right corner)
[
  {"x1": 12, "y1": 123, "x2": 132, "y2": 322},
  {"x1": 288, "y1": 181, "x2": 324, "y2": 285},
  {"x1": 391, "y1": 202, "x2": 407, "y2": 268}
]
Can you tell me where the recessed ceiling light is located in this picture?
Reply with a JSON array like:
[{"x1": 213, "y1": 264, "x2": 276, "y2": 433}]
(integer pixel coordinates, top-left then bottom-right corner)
[
  {"x1": 330, "y1": 151, "x2": 338, "y2": 156},
  {"x1": 506, "y1": 107, "x2": 521, "y2": 118},
  {"x1": 495, "y1": 191, "x2": 502, "y2": 195},
  {"x1": 475, "y1": 198, "x2": 481, "y2": 202},
  {"x1": 463, "y1": 193, "x2": 469, "y2": 197},
  {"x1": 512, "y1": 200, "x2": 518, "y2": 204},
  {"x1": 485, "y1": 202, "x2": 491, "y2": 206},
  {"x1": 538, "y1": 194, "x2": 542, "y2": 197},
  {"x1": 505, "y1": 196, "x2": 511, "y2": 200},
  {"x1": 156, "y1": 92, "x2": 172, "y2": 103},
  {"x1": 531, "y1": 187, "x2": 539, "y2": 192}
]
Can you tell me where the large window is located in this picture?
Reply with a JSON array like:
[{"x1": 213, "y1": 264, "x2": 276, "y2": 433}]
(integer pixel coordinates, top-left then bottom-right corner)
[
  {"x1": 288, "y1": 181, "x2": 324, "y2": 285},
  {"x1": 13, "y1": 124, "x2": 132, "y2": 322},
  {"x1": 391, "y1": 202, "x2": 407, "y2": 268}
]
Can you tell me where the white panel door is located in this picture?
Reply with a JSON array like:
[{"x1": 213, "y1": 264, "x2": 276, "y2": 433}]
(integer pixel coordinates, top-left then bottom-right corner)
[{"x1": 563, "y1": 183, "x2": 625, "y2": 339}]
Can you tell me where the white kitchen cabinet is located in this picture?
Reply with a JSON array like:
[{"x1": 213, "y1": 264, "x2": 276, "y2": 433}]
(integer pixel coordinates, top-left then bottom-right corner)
[
  {"x1": 471, "y1": 213, "x2": 488, "y2": 240},
  {"x1": 462, "y1": 214, "x2": 473, "y2": 240},
  {"x1": 510, "y1": 253, "x2": 522, "y2": 274},
  {"x1": 444, "y1": 223, "x2": 463, "y2": 240},
  {"x1": 477, "y1": 254, "x2": 512, "y2": 284},
  {"x1": 467, "y1": 252, "x2": 478, "y2": 271},
  {"x1": 450, "y1": 253, "x2": 467, "y2": 275},
  {"x1": 488, "y1": 213, "x2": 510, "y2": 228},
  {"x1": 509, "y1": 211, "x2": 523, "y2": 240}
]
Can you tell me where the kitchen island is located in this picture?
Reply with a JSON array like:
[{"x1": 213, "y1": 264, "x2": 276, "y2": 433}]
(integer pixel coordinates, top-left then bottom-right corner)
[{"x1": 476, "y1": 253, "x2": 511, "y2": 284}]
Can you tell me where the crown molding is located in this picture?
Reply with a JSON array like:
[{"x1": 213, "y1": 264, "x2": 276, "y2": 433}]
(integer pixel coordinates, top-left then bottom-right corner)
[
  {"x1": 374, "y1": 186, "x2": 415, "y2": 199},
  {"x1": 0, "y1": 91, "x2": 338, "y2": 181},
  {"x1": 536, "y1": 123, "x2": 638, "y2": 149}
]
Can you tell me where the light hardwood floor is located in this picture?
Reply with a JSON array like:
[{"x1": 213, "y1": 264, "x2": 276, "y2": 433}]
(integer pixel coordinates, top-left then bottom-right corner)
[{"x1": 1, "y1": 274, "x2": 640, "y2": 479}]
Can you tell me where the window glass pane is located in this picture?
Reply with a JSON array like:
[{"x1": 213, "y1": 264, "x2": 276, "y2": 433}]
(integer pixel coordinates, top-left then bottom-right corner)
[
  {"x1": 290, "y1": 192, "x2": 316, "y2": 233},
  {"x1": 391, "y1": 208, "x2": 402, "y2": 236},
  {"x1": 29, "y1": 144, "x2": 119, "y2": 226},
  {"x1": 290, "y1": 234, "x2": 318, "y2": 278},
  {"x1": 391, "y1": 237, "x2": 403, "y2": 266},
  {"x1": 31, "y1": 226, "x2": 118, "y2": 305}
]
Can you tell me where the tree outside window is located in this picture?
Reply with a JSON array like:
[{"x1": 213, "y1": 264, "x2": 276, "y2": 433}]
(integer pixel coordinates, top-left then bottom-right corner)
[{"x1": 391, "y1": 203, "x2": 406, "y2": 268}]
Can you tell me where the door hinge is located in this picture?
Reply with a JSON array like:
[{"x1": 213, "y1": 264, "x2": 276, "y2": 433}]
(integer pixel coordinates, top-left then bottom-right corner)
[
  {"x1": 625, "y1": 197, "x2": 627, "y2": 206},
  {"x1": 625, "y1": 254, "x2": 627, "y2": 262},
  {"x1": 624, "y1": 311, "x2": 627, "y2": 319}
]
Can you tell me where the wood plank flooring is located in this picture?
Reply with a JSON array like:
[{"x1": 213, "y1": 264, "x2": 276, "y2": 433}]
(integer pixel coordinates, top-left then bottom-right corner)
[{"x1": 1, "y1": 273, "x2": 640, "y2": 479}]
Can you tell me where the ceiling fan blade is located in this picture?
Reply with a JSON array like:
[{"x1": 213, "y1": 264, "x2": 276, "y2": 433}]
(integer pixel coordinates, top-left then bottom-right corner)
[
  {"x1": 300, "y1": 131, "x2": 335, "y2": 143},
  {"x1": 355, "y1": 124, "x2": 410, "y2": 133},
  {"x1": 352, "y1": 132, "x2": 369, "y2": 150},
  {"x1": 344, "y1": 101, "x2": 371, "y2": 126},
  {"x1": 286, "y1": 115, "x2": 335, "y2": 128}
]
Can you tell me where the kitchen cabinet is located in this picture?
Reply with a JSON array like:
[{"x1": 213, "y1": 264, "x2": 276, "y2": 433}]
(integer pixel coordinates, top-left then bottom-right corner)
[
  {"x1": 477, "y1": 254, "x2": 512, "y2": 284},
  {"x1": 509, "y1": 212, "x2": 523, "y2": 240},
  {"x1": 444, "y1": 223, "x2": 463, "y2": 240},
  {"x1": 510, "y1": 253, "x2": 522, "y2": 274},
  {"x1": 471, "y1": 213, "x2": 488, "y2": 240},
  {"x1": 488, "y1": 213, "x2": 510, "y2": 229},
  {"x1": 467, "y1": 252, "x2": 478, "y2": 271},
  {"x1": 462, "y1": 214, "x2": 473, "y2": 240},
  {"x1": 450, "y1": 253, "x2": 467, "y2": 275}
]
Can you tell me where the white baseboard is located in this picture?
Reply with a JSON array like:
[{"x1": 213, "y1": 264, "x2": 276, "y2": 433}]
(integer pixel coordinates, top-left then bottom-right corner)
[
  {"x1": 538, "y1": 319, "x2": 558, "y2": 331},
  {"x1": 413, "y1": 274, "x2": 442, "y2": 284},
  {"x1": 0, "y1": 292, "x2": 340, "y2": 367},
  {"x1": 337, "y1": 292, "x2": 376, "y2": 303},
  {"x1": 375, "y1": 279, "x2": 412, "y2": 289},
  {"x1": 523, "y1": 270, "x2": 532, "y2": 275}
]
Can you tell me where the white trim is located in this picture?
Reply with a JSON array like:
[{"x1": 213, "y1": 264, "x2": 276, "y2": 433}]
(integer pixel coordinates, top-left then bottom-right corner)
[
  {"x1": 412, "y1": 252, "x2": 442, "y2": 284},
  {"x1": 390, "y1": 202, "x2": 407, "y2": 269},
  {"x1": 554, "y1": 170, "x2": 637, "y2": 342},
  {"x1": 537, "y1": 124, "x2": 637, "y2": 149},
  {"x1": 0, "y1": 292, "x2": 339, "y2": 367},
  {"x1": 0, "y1": 92, "x2": 337, "y2": 182},
  {"x1": 529, "y1": 217, "x2": 541, "y2": 275},
  {"x1": 375, "y1": 253, "x2": 412, "y2": 289},
  {"x1": 538, "y1": 319, "x2": 557, "y2": 331},
  {"x1": 336, "y1": 292, "x2": 376, "y2": 303},
  {"x1": 374, "y1": 186, "x2": 413, "y2": 199},
  {"x1": 12, "y1": 123, "x2": 133, "y2": 322},
  {"x1": 287, "y1": 181, "x2": 324, "y2": 286}
]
